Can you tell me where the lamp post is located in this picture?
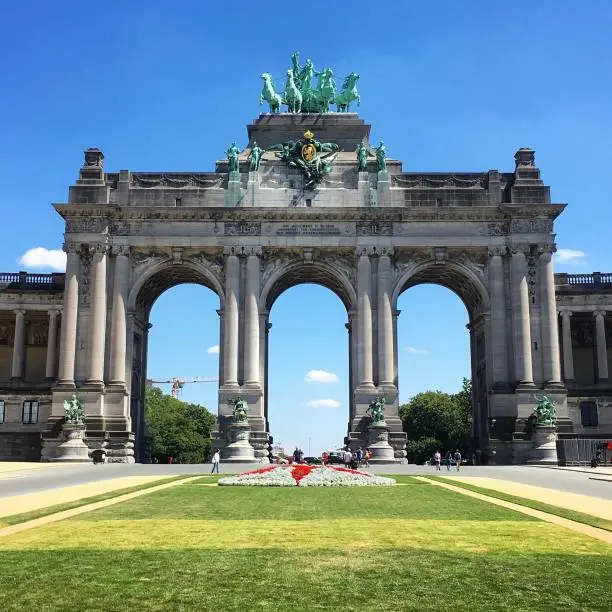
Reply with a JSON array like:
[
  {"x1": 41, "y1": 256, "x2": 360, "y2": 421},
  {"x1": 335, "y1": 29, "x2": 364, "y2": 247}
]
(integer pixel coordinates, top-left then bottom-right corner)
[{"x1": 308, "y1": 437, "x2": 312, "y2": 457}]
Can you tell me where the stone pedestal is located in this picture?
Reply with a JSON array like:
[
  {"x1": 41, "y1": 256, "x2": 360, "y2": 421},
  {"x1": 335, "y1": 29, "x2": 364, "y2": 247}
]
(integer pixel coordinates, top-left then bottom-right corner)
[
  {"x1": 367, "y1": 421, "x2": 396, "y2": 463},
  {"x1": 528, "y1": 425, "x2": 558, "y2": 465},
  {"x1": 223, "y1": 421, "x2": 255, "y2": 462},
  {"x1": 225, "y1": 171, "x2": 242, "y2": 207},
  {"x1": 51, "y1": 424, "x2": 90, "y2": 463}
]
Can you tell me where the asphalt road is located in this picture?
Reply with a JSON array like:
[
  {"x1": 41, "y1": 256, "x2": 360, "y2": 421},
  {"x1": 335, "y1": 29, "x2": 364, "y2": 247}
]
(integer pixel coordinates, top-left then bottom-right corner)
[{"x1": 1, "y1": 462, "x2": 611, "y2": 500}]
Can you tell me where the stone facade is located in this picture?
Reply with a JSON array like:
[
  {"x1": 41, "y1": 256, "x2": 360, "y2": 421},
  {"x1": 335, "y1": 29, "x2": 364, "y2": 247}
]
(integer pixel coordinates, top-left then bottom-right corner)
[{"x1": 1, "y1": 113, "x2": 607, "y2": 464}]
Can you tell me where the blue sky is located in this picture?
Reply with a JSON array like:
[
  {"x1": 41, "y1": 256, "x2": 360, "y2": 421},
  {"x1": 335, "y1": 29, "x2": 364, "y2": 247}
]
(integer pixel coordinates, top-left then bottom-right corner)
[{"x1": 2, "y1": 1, "x2": 611, "y2": 454}]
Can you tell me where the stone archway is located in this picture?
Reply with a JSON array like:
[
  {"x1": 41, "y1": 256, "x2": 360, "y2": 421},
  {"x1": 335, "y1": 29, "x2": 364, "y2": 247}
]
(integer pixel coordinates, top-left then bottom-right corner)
[
  {"x1": 127, "y1": 258, "x2": 224, "y2": 461},
  {"x1": 393, "y1": 255, "x2": 491, "y2": 451}
]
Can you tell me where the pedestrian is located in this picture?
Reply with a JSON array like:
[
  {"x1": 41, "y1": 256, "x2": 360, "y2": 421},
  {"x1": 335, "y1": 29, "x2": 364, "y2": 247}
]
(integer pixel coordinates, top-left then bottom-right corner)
[
  {"x1": 293, "y1": 447, "x2": 300, "y2": 464},
  {"x1": 445, "y1": 450, "x2": 452, "y2": 471},
  {"x1": 211, "y1": 448, "x2": 220, "y2": 474},
  {"x1": 364, "y1": 448, "x2": 372, "y2": 467},
  {"x1": 454, "y1": 449, "x2": 462, "y2": 472},
  {"x1": 357, "y1": 447, "x2": 364, "y2": 467},
  {"x1": 322, "y1": 451, "x2": 329, "y2": 466},
  {"x1": 433, "y1": 450, "x2": 441, "y2": 471},
  {"x1": 344, "y1": 448, "x2": 352, "y2": 468}
]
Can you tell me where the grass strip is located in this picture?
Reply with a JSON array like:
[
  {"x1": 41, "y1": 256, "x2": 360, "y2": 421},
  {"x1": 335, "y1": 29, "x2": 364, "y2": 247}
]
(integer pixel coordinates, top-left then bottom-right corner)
[
  {"x1": 426, "y1": 476, "x2": 612, "y2": 533},
  {"x1": 0, "y1": 475, "x2": 189, "y2": 527}
]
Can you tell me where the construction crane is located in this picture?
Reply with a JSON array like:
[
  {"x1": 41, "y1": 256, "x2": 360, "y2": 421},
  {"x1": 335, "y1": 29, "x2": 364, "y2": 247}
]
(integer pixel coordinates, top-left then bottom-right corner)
[{"x1": 147, "y1": 376, "x2": 218, "y2": 398}]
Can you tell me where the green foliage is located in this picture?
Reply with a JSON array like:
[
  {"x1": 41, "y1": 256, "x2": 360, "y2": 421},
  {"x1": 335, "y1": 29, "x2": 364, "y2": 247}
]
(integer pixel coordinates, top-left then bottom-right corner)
[
  {"x1": 145, "y1": 386, "x2": 216, "y2": 464},
  {"x1": 399, "y1": 377, "x2": 473, "y2": 463}
]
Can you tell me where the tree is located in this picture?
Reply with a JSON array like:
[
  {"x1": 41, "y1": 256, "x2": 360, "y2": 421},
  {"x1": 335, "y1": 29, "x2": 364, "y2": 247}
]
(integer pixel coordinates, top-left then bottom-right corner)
[
  {"x1": 399, "y1": 378, "x2": 473, "y2": 464},
  {"x1": 145, "y1": 386, "x2": 216, "y2": 463}
]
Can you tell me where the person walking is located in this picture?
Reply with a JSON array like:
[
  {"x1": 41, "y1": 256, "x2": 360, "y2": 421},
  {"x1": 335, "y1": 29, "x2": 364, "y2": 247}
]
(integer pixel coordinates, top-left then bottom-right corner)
[
  {"x1": 433, "y1": 450, "x2": 441, "y2": 471},
  {"x1": 211, "y1": 449, "x2": 220, "y2": 474},
  {"x1": 445, "y1": 451, "x2": 453, "y2": 471},
  {"x1": 454, "y1": 449, "x2": 462, "y2": 472}
]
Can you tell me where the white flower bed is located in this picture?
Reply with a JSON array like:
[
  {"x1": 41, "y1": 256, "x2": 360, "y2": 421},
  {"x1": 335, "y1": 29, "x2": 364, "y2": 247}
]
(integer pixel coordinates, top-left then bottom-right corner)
[{"x1": 217, "y1": 465, "x2": 395, "y2": 487}]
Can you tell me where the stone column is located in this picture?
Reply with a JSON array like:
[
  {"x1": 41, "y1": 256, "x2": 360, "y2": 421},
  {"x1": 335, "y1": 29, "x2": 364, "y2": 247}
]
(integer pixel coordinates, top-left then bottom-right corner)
[
  {"x1": 377, "y1": 250, "x2": 394, "y2": 385},
  {"x1": 559, "y1": 310, "x2": 574, "y2": 381},
  {"x1": 510, "y1": 246, "x2": 534, "y2": 386},
  {"x1": 86, "y1": 243, "x2": 109, "y2": 386},
  {"x1": 539, "y1": 246, "x2": 562, "y2": 385},
  {"x1": 57, "y1": 244, "x2": 80, "y2": 386},
  {"x1": 593, "y1": 310, "x2": 608, "y2": 381},
  {"x1": 11, "y1": 309, "x2": 27, "y2": 379},
  {"x1": 244, "y1": 250, "x2": 260, "y2": 386},
  {"x1": 357, "y1": 250, "x2": 374, "y2": 387},
  {"x1": 109, "y1": 246, "x2": 131, "y2": 385},
  {"x1": 223, "y1": 249, "x2": 240, "y2": 386},
  {"x1": 45, "y1": 309, "x2": 60, "y2": 379},
  {"x1": 488, "y1": 248, "x2": 509, "y2": 385}
]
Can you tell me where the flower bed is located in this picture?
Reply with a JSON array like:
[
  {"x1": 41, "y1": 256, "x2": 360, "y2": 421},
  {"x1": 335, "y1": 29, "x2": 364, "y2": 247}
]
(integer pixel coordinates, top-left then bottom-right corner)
[{"x1": 218, "y1": 465, "x2": 395, "y2": 487}]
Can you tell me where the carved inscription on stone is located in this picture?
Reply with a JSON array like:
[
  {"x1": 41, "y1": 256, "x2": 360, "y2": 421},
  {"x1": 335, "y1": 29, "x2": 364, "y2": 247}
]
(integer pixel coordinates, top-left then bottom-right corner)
[
  {"x1": 224, "y1": 222, "x2": 261, "y2": 236},
  {"x1": 356, "y1": 221, "x2": 393, "y2": 236},
  {"x1": 274, "y1": 223, "x2": 343, "y2": 236}
]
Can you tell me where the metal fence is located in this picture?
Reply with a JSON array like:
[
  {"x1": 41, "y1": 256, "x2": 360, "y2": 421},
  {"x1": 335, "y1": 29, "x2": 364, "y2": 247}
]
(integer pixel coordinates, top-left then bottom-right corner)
[{"x1": 556, "y1": 438, "x2": 610, "y2": 465}]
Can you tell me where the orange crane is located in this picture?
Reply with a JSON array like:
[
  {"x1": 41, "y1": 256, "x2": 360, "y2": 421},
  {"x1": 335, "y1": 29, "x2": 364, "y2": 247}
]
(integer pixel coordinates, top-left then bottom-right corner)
[{"x1": 147, "y1": 376, "x2": 218, "y2": 398}]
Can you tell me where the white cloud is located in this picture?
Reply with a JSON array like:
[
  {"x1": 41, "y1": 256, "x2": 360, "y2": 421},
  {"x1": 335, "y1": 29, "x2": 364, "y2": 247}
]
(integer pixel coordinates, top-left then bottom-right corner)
[
  {"x1": 304, "y1": 369, "x2": 339, "y2": 383},
  {"x1": 206, "y1": 345, "x2": 220, "y2": 355},
  {"x1": 305, "y1": 399, "x2": 341, "y2": 408},
  {"x1": 554, "y1": 249, "x2": 586, "y2": 264},
  {"x1": 405, "y1": 346, "x2": 429, "y2": 355},
  {"x1": 19, "y1": 247, "x2": 66, "y2": 272}
]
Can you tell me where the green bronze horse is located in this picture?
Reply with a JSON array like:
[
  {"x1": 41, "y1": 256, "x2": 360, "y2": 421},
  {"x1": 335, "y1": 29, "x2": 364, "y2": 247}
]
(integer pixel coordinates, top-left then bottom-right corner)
[
  {"x1": 335, "y1": 72, "x2": 360, "y2": 112},
  {"x1": 260, "y1": 73, "x2": 282, "y2": 114},
  {"x1": 283, "y1": 70, "x2": 302, "y2": 113}
]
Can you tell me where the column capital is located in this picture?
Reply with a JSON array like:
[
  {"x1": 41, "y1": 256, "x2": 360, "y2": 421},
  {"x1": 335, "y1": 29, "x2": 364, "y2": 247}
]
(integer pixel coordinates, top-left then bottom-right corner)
[
  {"x1": 355, "y1": 246, "x2": 377, "y2": 258},
  {"x1": 223, "y1": 245, "x2": 261, "y2": 257},
  {"x1": 63, "y1": 240, "x2": 83, "y2": 254},
  {"x1": 558, "y1": 309, "x2": 572, "y2": 318},
  {"x1": 90, "y1": 241, "x2": 110, "y2": 255},
  {"x1": 111, "y1": 244, "x2": 131, "y2": 257},
  {"x1": 13, "y1": 308, "x2": 26, "y2": 317},
  {"x1": 509, "y1": 243, "x2": 531, "y2": 256},
  {"x1": 488, "y1": 246, "x2": 507, "y2": 258},
  {"x1": 47, "y1": 307, "x2": 61, "y2": 317},
  {"x1": 593, "y1": 310, "x2": 607, "y2": 318},
  {"x1": 537, "y1": 243, "x2": 557, "y2": 256}
]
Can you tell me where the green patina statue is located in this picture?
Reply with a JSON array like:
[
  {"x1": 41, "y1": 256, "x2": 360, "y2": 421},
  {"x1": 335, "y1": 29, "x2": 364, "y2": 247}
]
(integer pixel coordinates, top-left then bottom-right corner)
[
  {"x1": 269, "y1": 129, "x2": 339, "y2": 189},
  {"x1": 248, "y1": 141, "x2": 263, "y2": 171},
  {"x1": 226, "y1": 142, "x2": 241, "y2": 173},
  {"x1": 367, "y1": 396, "x2": 386, "y2": 424},
  {"x1": 356, "y1": 142, "x2": 372, "y2": 171},
  {"x1": 375, "y1": 140, "x2": 387, "y2": 172},
  {"x1": 532, "y1": 395, "x2": 557, "y2": 426},
  {"x1": 258, "y1": 54, "x2": 361, "y2": 114},
  {"x1": 231, "y1": 398, "x2": 249, "y2": 423},
  {"x1": 260, "y1": 72, "x2": 283, "y2": 113},
  {"x1": 63, "y1": 394, "x2": 85, "y2": 426}
]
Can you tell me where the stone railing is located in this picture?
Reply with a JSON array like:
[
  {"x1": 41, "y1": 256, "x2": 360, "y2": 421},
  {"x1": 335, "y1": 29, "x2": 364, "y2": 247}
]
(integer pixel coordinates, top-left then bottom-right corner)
[
  {"x1": 555, "y1": 272, "x2": 612, "y2": 292},
  {"x1": 0, "y1": 272, "x2": 65, "y2": 292}
]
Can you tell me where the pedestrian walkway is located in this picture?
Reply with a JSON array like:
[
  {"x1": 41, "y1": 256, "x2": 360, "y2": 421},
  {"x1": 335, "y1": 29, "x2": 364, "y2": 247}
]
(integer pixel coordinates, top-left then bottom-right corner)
[
  {"x1": 0, "y1": 475, "x2": 163, "y2": 518},
  {"x1": 0, "y1": 462, "x2": 76, "y2": 475},
  {"x1": 452, "y1": 476, "x2": 612, "y2": 521},
  {"x1": 531, "y1": 465, "x2": 612, "y2": 477}
]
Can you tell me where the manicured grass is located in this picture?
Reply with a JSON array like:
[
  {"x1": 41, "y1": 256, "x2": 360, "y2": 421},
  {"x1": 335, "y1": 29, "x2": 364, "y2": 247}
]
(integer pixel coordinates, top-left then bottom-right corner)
[
  {"x1": 0, "y1": 477, "x2": 610, "y2": 611},
  {"x1": 0, "y1": 475, "x2": 188, "y2": 527},
  {"x1": 428, "y1": 476, "x2": 612, "y2": 532}
]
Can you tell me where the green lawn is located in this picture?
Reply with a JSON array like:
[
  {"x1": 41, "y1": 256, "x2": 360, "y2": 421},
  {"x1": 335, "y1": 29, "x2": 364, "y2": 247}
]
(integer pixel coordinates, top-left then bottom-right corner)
[{"x1": 0, "y1": 477, "x2": 610, "y2": 611}]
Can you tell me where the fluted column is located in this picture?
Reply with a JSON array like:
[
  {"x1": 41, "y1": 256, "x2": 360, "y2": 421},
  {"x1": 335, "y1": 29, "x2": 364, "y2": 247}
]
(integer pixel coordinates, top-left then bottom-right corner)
[
  {"x1": 45, "y1": 309, "x2": 60, "y2": 379},
  {"x1": 593, "y1": 310, "x2": 608, "y2": 381},
  {"x1": 559, "y1": 310, "x2": 574, "y2": 381},
  {"x1": 86, "y1": 243, "x2": 109, "y2": 386},
  {"x1": 223, "y1": 249, "x2": 240, "y2": 386},
  {"x1": 57, "y1": 244, "x2": 80, "y2": 386},
  {"x1": 109, "y1": 246, "x2": 131, "y2": 385},
  {"x1": 11, "y1": 309, "x2": 27, "y2": 379},
  {"x1": 244, "y1": 250, "x2": 260, "y2": 386},
  {"x1": 377, "y1": 250, "x2": 394, "y2": 385},
  {"x1": 357, "y1": 249, "x2": 373, "y2": 387},
  {"x1": 539, "y1": 246, "x2": 562, "y2": 385},
  {"x1": 488, "y1": 248, "x2": 509, "y2": 385},
  {"x1": 510, "y1": 246, "x2": 534, "y2": 386}
]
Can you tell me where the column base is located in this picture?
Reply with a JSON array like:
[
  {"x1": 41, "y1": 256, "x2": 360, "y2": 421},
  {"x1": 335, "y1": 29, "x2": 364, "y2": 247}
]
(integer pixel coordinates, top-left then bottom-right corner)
[
  {"x1": 54, "y1": 380, "x2": 76, "y2": 390},
  {"x1": 82, "y1": 380, "x2": 105, "y2": 391}
]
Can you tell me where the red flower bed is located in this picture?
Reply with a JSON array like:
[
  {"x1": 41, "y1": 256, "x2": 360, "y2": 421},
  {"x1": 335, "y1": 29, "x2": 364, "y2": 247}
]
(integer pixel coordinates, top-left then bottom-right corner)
[{"x1": 291, "y1": 464, "x2": 314, "y2": 483}]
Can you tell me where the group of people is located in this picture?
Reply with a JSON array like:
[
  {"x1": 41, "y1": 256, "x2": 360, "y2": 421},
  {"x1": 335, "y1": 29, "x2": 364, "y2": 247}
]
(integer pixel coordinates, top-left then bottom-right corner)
[
  {"x1": 328, "y1": 447, "x2": 372, "y2": 469},
  {"x1": 432, "y1": 449, "x2": 463, "y2": 471}
]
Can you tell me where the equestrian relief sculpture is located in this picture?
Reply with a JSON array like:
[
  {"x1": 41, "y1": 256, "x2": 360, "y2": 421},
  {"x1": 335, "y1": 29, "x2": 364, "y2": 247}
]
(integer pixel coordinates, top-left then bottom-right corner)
[{"x1": 260, "y1": 52, "x2": 360, "y2": 114}]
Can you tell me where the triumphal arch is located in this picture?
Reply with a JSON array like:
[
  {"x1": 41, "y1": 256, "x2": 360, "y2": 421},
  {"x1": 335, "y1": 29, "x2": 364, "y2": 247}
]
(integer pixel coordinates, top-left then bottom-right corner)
[{"x1": 44, "y1": 55, "x2": 567, "y2": 463}]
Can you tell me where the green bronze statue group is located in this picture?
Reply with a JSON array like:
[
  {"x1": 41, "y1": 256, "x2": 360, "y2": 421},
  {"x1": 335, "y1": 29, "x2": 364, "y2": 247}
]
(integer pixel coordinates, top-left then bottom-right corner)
[{"x1": 260, "y1": 52, "x2": 360, "y2": 114}]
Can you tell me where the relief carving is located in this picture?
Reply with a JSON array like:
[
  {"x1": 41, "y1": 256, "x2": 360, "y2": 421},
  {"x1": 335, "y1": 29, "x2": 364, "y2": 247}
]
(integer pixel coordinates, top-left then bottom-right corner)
[
  {"x1": 0, "y1": 322, "x2": 15, "y2": 345},
  {"x1": 510, "y1": 218, "x2": 554, "y2": 234},
  {"x1": 79, "y1": 247, "x2": 93, "y2": 306},
  {"x1": 131, "y1": 249, "x2": 169, "y2": 268},
  {"x1": 572, "y1": 321, "x2": 594, "y2": 347},
  {"x1": 188, "y1": 251, "x2": 224, "y2": 285},
  {"x1": 66, "y1": 218, "x2": 107, "y2": 233},
  {"x1": 356, "y1": 221, "x2": 393, "y2": 236},
  {"x1": 28, "y1": 321, "x2": 48, "y2": 346},
  {"x1": 224, "y1": 221, "x2": 261, "y2": 236},
  {"x1": 487, "y1": 221, "x2": 510, "y2": 236}
]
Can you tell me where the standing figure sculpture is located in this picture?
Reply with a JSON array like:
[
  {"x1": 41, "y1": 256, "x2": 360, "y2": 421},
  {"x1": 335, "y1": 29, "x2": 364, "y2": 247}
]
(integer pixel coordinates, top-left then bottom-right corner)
[
  {"x1": 367, "y1": 396, "x2": 386, "y2": 424},
  {"x1": 533, "y1": 395, "x2": 557, "y2": 426},
  {"x1": 260, "y1": 72, "x2": 283, "y2": 114},
  {"x1": 63, "y1": 394, "x2": 85, "y2": 426},
  {"x1": 356, "y1": 142, "x2": 371, "y2": 171},
  {"x1": 248, "y1": 141, "x2": 263, "y2": 172},
  {"x1": 335, "y1": 72, "x2": 360, "y2": 111},
  {"x1": 283, "y1": 70, "x2": 302, "y2": 113},
  {"x1": 316, "y1": 68, "x2": 337, "y2": 113},
  {"x1": 291, "y1": 51, "x2": 302, "y2": 89},
  {"x1": 375, "y1": 140, "x2": 387, "y2": 172},
  {"x1": 226, "y1": 142, "x2": 241, "y2": 173},
  {"x1": 231, "y1": 398, "x2": 249, "y2": 423}
]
